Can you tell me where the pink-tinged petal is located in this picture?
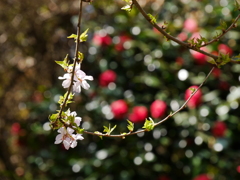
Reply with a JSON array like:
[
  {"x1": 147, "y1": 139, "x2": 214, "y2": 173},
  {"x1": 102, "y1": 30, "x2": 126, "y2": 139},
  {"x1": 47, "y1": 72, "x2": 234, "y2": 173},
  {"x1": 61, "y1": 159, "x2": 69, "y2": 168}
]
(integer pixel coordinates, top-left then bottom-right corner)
[
  {"x1": 81, "y1": 81, "x2": 90, "y2": 89},
  {"x1": 57, "y1": 127, "x2": 66, "y2": 134},
  {"x1": 75, "y1": 134, "x2": 84, "y2": 140},
  {"x1": 84, "y1": 75, "x2": 93, "y2": 81},
  {"x1": 74, "y1": 117, "x2": 82, "y2": 126},
  {"x1": 70, "y1": 111, "x2": 77, "y2": 117},
  {"x1": 54, "y1": 134, "x2": 63, "y2": 144},
  {"x1": 76, "y1": 70, "x2": 86, "y2": 79},
  {"x1": 58, "y1": 73, "x2": 71, "y2": 80},
  {"x1": 63, "y1": 140, "x2": 71, "y2": 150},
  {"x1": 70, "y1": 140, "x2": 78, "y2": 148},
  {"x1": 73, "y1": 82, "x2": 81, "y2": 93},
  {"x1": 62, "y1": 80, "x2": 71, "y2": 88},
  {"x1": 67, "y1": 127, "x2": 74, "y2": 134}
]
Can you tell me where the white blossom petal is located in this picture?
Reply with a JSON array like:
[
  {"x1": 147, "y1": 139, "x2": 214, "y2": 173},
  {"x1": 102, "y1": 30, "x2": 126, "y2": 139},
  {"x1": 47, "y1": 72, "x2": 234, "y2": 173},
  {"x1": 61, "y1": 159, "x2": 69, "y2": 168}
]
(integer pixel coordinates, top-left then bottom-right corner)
[
  {"x1": 84, "y1": 75, "x2": 93, "y2": 81},
  {"x1": 63, "y1": 139, "x2": 71, "y2": 150},
  {"x1": 67, "y1": 127, "x2": 74, "y2": 134},
  {"x1": 81, "y1": 81, "x2": 90, "y2": 89},
  {"x1": 74, "y1": 117, "x2": 82, "y2": 126},
  {"x1": 55, "y1": 134, "x2": 63, "y2": 144}
]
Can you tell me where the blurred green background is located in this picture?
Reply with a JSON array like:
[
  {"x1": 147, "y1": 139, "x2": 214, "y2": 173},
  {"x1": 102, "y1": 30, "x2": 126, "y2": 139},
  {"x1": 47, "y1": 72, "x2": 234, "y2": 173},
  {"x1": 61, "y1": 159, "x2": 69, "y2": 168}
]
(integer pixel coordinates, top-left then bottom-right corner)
[{"x1": 1, "y1": 0, "x2": 240, "y2": 179}]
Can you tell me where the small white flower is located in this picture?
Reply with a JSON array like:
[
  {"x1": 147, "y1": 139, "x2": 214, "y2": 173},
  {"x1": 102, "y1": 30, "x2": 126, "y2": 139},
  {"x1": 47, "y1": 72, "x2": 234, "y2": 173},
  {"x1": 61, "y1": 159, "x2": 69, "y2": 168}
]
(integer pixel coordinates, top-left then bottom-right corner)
[
  {"x1": 58, "y1": 64, "x2": 93, "y2": 93},
  {"x1": 54, "y1": 127, "x2": 84, "y2": 150},
  {"x1": 73, "y1": 70, "x2": 93, "y2": 93},
  {"x1": 58, "y1": 73, "x2": 72, "y2": 88}
]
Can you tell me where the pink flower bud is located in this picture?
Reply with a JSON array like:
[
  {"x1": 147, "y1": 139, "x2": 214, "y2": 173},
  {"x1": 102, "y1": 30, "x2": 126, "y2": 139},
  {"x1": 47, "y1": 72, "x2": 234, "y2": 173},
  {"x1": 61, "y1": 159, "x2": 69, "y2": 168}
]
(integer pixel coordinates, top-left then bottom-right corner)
[
  {"x1": 150, "y1": 100, "x2": 167, "y2": 118},
  {"x1": 99, "y1": 70, "x2": 117, "y2": 87},
  {"x1": 185, "y1": 86, "x2": 202, "y2": 108},
  {"x1": 110, "y1": 100, "x2": 128, "y2": 119},
  {"x1": 129, "y1": 106, "x2": 148, "y2": 123},
  {"x1": 212, "y1": 121, "x2": 227, "y2": 137}
]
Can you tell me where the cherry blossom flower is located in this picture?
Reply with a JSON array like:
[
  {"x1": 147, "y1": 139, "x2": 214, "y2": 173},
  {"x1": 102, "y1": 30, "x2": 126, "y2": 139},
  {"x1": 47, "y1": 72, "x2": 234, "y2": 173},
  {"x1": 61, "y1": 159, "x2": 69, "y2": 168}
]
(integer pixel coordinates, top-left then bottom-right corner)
[
  {"x1": 73, "y1": 69, "x2": 93, "y2": 93},
  {"x1": 58, "y1": 63, "x2": 93, "y2": 93},
  {"x1": 54, "y1": 127, "x2": 84, "y2": 150}
]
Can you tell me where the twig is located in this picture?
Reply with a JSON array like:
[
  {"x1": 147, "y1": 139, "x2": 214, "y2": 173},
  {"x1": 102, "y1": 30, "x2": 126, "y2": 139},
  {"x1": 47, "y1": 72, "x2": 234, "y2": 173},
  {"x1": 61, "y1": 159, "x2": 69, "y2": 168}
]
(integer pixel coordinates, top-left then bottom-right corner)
[
  {"x1": 57, "y1": 0, "x2": 83, "y2": 121},
  {"x1": 132, "y1": 0, "x2": 240, "y2": 64},
  {"x1": 84, "y1": 67, "x2": 215, "y2": 138},
  {"x1": 201, "y1": 14, "x2": 240, "y2": 47}
]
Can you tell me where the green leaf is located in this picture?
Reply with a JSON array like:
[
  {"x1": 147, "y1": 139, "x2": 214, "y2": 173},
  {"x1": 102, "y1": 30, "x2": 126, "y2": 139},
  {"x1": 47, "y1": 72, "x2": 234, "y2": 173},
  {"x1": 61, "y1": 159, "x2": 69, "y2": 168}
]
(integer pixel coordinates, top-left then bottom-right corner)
[
  {"x1": 216, "y1": 19, "x2": 228, "y2": 31},
  {"x1": 142, "y1": 118, "x2": 155, "y2": 131},
  {"x1": 94, "y1": 131, "x2": 103, "y2": 139},
  {"x1": 121, "y1": 5, "x2": 132, "y2": 12},
  {"x1": 127, "y1": 120, "x2": 134, "y2": 132},
  {"x1": 147, "y1": 13, "x2": 157, "y2": 24},
  {"x1": 49, "y1": 113, "x2": 59, "y2": 122},
  {"x1": 58, "y1": 92, "x2": 75, "y2": 106},
  {"x1": 216, "y1": 53, "x2": 231, "y2": 68},
  {"x1": 67, "y1": 34, "x2": 77, "y2": 39},
  {"x1": 77, "y1": 51, "x2": 84, "y2": 62},
  {"x1": 103, "y1": 124, "x2": 117, "y2": 135},
  {"x1": 80, "y1": 28, "x2": 89, "y2": 42},
  {"x1": 55, "y1": 54, "x2": 69, "y2": 70},
  {"x1": 189, "y1": 87, "x2": 197, "y2": 94},
  {"x1": 207, "y1": 59, "x2": 217, "y2": 66},
  {"x1": 235, "y1": 0, "x2": 240, "y2": 10}
]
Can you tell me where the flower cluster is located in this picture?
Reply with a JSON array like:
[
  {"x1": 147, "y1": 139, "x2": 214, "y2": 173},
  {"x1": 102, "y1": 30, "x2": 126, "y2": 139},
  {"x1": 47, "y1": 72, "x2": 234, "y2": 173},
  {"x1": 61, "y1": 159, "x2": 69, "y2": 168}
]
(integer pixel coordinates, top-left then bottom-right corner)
[
  {"x1": 54, "y1": 110, "x2": 84, "y2": 150},
  {"x1": 58, "y1": 63, "x2": 93, "y2": 93},
  {"x1": 53, "y1": 60, "x2": 93, "y2": 149}
]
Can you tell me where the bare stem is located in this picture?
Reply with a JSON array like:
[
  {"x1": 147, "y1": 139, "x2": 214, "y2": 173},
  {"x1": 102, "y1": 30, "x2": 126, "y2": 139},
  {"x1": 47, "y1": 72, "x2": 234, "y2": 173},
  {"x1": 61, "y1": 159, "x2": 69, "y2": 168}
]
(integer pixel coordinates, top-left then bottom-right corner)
[
  {"x1": 57, "y1": 0, "x2": 83, "y2": 121},
  {"x1": 132, "y1": 0, "x2": 240, "y2": 64},
  {"x1": 84, "y1": 67, "x2": 215, "y2": 138},
  {"x1": 201, "y1": 14, "x2": 240, "y2": 47}
]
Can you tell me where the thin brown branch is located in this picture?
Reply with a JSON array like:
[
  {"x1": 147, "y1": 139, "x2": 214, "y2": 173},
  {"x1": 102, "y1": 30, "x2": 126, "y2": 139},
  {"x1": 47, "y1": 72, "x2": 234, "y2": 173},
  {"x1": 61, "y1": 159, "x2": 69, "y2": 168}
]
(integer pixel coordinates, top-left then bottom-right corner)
[
  {"x1": 201, "y1": 14, "x2": 240, "y2": 47},
  {"x1": 57, "y1": 0, "x2": 83, "y2": 121},
  {"x1": 84, "y1": 67, "x2": 215, "y2": 138},
  {"x1": 132, "y1": 0, "x2": 240, "y2": 64}
]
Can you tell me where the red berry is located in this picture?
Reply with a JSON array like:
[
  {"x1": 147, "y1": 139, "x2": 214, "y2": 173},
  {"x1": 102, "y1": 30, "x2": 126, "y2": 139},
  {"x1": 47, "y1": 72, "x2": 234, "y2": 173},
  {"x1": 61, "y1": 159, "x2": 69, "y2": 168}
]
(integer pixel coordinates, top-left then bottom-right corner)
[
  {"x1": 99, "y1": 70, "x2": 117, "y2": 87},
  {"x1": 218, "y1": 44, "x2": 233, "y2": 56},
  {"x1": 184, "y1": 18, "x2": 198, "y2": 33},
  {"x1": 129, "y1": 106, "x2": 148, "y2": 123},
  {"x1": 185, "y1": 86, "x2": 202, "y2": 109},
  {"x1": 150, "y1": 100, "x2": 167, "y2": 118},
  {"x1": 93, "y1": 33, "x2": 111, "y2": 46},
  {"x1": 11, "y1": 123, "x2": 21, "y2": 135},
  {"x1": 212, "y1": 121, "x2": 227, "y2": 137},
  {"x1": 110, "y1": 100, "x2": 128, "y2": 119},
  {"x1": 114, "y1": 35, "x2": 131, "y2": 51},
  {"x1": 193, "y1": 174, "x2": 211, "y2": 180}
]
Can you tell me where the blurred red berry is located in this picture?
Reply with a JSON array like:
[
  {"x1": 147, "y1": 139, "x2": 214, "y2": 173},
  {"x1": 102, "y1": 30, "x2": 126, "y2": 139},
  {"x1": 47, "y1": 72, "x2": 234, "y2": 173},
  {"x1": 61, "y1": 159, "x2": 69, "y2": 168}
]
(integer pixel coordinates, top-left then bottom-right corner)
[
  {"x1": 99, "y1": 70, "x2": 117, "y2": 87},
  {"x1": 111, "y1": 100, "x2": 128, "y2": 119},
  {"x1": 212, "y1": 68, "x2": 221, "y2": 78},
  {"x1": 218, "y1": 44, "x2": 233, "y2": 56},
  {"x1": 11, "y1": 123, "x2": 21, "y2": 135},
  {"x1": 185, "y1": 85, "x2": 202, "y2": 108},
  {"x1": 150, "y1": 100, "x2": 167, "y2": 119},
  {"x1": 129, "y1": 106, "x2": 148, "y2": 123},
  {"x1": 175, "y1": 57, "x2": 184, "y2": 66},
  {"x1": 115, "y1": 35, "x2": 131, "y2": 51},
  {"x1": 158, "y1": 175, "x2": 171, "y2": 180},
  {"x1": 184, "y1": 18, "x2": 198, "y2": 33},
  {"x1": 212, "y1": 121, "x2": 227, "y2": 137},
  {"x1": 93, "y1": 33, "x2": 111, "y2": 46},
  {"x1": 177, "y1": 32, "x2": 188, "y2": 41},
  {"x1": 190, "y1": 46, "x2": 208, "y2": 65},
  {"x1": 193, "y1": 174, "x2": 211, "y2": 180}
]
